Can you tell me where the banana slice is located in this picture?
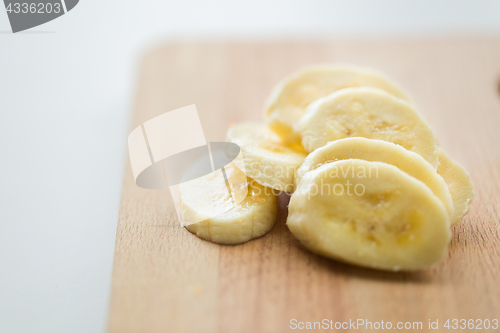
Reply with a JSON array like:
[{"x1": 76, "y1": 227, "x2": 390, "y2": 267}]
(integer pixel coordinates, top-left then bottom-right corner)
[
  {"x1": 227, "y1": 122, "x2": 306, "y2": 193},
  {"x1": 182, "y1": 171, "x2": 279, "y2": 245},
  {"x1": 295, "y1": 138, "x2": 454, "y2": 219},
  {"x1": 287, "y1": 159, "x2": 451, "y2": 271},
  {"x1": 264, "y1": 64, "x2": 410, "y2": 144},
  {"x1": 296, "y1": 87, "x2": 439, "y2": 168},
  {"x1": 437, "y1": 148, "x2": 475, "y2": 225}
]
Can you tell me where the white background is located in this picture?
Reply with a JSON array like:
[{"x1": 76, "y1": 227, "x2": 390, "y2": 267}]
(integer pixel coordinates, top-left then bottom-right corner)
[{"x1": 1, "y1": 1, "x2": 499, "y2": 332}]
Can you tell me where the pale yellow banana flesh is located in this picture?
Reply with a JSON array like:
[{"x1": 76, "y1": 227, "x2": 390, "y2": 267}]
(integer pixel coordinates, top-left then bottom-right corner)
[
  {"x1": 180, "y1": 167, "x2": 237, "y2": 225},
  {"x1": 178, "y1": 63, "x2": 473, "y2": 271},
  {"x1": 437, "y1": 148, "x2": 475, "y2": 225},
  {"x1": 264, "y1": 64, "x2": 410, "y2": 144},
  {"x1": 297, "y1": 87, "x2": 439, "y2": 168},
  {"x1": 287, "y1": 160, "x2": 451, "y2": 271},
  {"x1": 295, "y1": 137, "x2": 454, "y2": 220},
  {"x1": 226, "y1": 122, "x2": 306, "y2": 193},
  {"x1": 183, "y1": 175, "x2": 279, "y2": 245}
]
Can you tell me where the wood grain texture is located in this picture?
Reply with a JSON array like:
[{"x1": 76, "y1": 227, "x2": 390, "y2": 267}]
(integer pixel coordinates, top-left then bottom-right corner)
[{"x1": 108, "y1": 39, "x2": 500, "y2": 333}]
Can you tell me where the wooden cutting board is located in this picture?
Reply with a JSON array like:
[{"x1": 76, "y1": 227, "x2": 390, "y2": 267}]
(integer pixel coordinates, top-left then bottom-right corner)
[{"x1": 108, "y1": 39, "x2": 500, "y2": 333}]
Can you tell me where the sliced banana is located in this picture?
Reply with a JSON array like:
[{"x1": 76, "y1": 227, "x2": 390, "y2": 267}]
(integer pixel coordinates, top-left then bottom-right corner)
[
  {"x1": 296, "y1": 87, "x2": 439, "y2": 168},
  {"x1": 182, "y1": 171, "x2": 279, "y2": 245},
  {"x1": 295, "y1": 138, "x2": 454, "y2": 219},
  {"x1": 437, "y1": 148, "x2": 475, "y2": 225},
  {"x1": 264, "y1": 64, "x2": 410, "y2": 144},
  {"x1": 227, "y1": 122, "x2": 306, "y2": 193},
  {"x1": 287, "y1": 159, "x2": 451, "y2": 271}
]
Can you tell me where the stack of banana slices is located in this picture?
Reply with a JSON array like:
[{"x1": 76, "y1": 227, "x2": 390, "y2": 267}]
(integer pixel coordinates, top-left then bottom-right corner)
[{"x1": 180, "y1": 64, "x2": 474, "y2": 272}]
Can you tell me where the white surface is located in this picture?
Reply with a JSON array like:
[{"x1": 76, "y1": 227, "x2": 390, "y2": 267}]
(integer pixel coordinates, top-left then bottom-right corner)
[{"x1": 1, "y1": 1, "x2": 500, "y2": 332}]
